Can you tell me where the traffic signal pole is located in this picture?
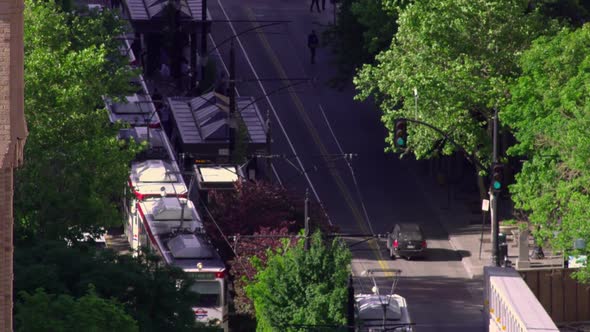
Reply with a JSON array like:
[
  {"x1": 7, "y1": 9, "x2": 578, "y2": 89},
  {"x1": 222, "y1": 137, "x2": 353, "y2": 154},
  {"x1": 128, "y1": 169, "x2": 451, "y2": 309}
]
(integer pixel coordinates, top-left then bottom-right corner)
[
  {"x1": 490, "y1": 108, "x2": 500, "y2": 267},
  {"x1": 392, "y1": 116, "x2": 502, "y2": 266}
]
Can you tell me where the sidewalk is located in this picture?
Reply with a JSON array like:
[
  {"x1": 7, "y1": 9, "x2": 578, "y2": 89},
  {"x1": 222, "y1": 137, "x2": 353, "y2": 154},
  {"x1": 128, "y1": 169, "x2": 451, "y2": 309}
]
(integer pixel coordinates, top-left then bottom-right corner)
[{"x1": 407, "y1": 158, "x2": 514, "y2": 279}]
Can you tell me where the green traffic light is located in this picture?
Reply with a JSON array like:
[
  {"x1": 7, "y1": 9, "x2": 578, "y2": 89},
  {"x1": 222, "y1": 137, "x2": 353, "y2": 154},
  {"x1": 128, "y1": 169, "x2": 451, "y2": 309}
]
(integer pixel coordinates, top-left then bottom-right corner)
[
  {"x1": 493, "y1": 181, "x2": 501, "y2": 190},
  {"x1": 396, "y1": 137, "x2": 405, "y2": 147}
]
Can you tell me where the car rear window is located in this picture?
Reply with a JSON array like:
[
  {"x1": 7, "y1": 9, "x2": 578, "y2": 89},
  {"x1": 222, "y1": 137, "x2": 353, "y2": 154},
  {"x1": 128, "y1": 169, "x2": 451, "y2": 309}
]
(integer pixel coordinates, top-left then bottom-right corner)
[{"x1": 400, "y1": 231, "x2": 422, "y2": 240}]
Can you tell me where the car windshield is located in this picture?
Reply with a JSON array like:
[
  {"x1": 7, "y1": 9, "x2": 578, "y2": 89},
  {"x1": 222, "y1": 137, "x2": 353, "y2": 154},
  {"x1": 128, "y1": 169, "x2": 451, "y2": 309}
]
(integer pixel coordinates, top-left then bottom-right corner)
[{"x1": 189, "y1": 281, "x2": 222, "y2": 307}]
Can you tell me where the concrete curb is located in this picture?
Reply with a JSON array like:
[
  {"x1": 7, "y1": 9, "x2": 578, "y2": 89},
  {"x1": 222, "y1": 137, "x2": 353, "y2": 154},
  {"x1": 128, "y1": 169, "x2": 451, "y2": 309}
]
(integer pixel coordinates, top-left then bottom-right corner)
[{"x1": 450, "y1": 234, "x2": 486, "y2": 279}]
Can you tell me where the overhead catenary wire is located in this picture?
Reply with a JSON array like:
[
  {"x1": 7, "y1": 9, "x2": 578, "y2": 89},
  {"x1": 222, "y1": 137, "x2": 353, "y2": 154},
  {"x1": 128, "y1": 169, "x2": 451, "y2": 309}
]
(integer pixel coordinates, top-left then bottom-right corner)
[
  {"x1": 318, "y1": 104, "x2": 377, "y2": 243},
  {"x1": 211, "y1": 3, "x2": 330, "y2": 229},
  {"x1": 199, "y1": 195, "x2": 254, "y2": 280}
]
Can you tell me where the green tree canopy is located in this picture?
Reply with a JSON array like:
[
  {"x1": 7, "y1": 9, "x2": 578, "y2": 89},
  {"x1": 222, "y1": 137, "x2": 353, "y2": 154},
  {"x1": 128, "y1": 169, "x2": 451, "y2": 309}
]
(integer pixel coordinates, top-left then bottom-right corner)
[
  {"x1": 16, "y1": 0, "x2": 140, "y2": 241},
  {"x1": 246, "y1": 231, "x2": 352, "y2": 331},
  {"x1": 14, "y1": 241, "x2": 203, "y2": 331},
  {"x1": 353, "y1": 0, "x2": 553, "y2": 175},
  {"x1": 15, "y1": 287, "x2": 138, "y2": 332},
  {"x1": 502, "y1": 24, "x2": 590, "y2": 281}
]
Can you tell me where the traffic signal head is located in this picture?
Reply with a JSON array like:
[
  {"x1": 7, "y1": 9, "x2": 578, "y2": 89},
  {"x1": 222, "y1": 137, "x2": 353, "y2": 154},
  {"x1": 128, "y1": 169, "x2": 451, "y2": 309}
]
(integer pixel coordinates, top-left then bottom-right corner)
[
  {"x1": 491, "y1": 163, "x2": 505, "y2": 192},
  {"x1": 394, "y1": 119, "x2": 407, "y2": 148}
]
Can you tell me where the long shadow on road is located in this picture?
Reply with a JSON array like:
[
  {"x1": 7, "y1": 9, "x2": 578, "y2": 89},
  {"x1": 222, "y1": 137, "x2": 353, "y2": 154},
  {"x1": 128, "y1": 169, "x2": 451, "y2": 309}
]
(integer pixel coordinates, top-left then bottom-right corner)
[
  {"x1": 346, "y1": 238, "x2": 469, "y2": 263},
  {"x1": 354, "y1": 275, "x2": 484, "y2": 332}
]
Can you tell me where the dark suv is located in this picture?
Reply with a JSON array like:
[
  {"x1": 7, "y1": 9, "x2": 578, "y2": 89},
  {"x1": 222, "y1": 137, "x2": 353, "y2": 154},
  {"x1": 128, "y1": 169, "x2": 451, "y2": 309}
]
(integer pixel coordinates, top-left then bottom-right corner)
[{"x1": 387, "y1": 223, "x2": 427, "y2": 260}]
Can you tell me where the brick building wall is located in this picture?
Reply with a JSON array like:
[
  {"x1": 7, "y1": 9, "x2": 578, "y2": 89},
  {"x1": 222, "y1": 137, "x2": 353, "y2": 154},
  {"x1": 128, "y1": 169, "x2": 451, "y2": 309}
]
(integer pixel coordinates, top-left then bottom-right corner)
[{"x1": 0, "y1": 0, "x2": 26, "y2": 330}]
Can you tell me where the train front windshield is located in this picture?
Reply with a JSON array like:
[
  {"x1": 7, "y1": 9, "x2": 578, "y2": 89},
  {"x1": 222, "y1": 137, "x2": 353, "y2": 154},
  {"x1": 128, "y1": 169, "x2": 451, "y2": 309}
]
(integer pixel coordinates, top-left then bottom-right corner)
[{"x1": 190, "y1": 280, "x2": 223, "y2": 307}]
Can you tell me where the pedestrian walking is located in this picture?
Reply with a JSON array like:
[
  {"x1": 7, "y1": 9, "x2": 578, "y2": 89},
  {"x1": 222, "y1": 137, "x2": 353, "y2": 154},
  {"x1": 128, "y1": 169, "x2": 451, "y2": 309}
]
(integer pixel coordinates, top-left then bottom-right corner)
[
  {"x1": 160, "y1": 62, "x2": 170, "y2": 78},
  {"x1": 180, "y1": 58, "x2": 190, "y2": 91},
  {"x1": 310, "y1": 0, "x2": 320, "y2": 12},
  {"x1": 307, "y1": 30, "x2": 319, "y2": 64}
]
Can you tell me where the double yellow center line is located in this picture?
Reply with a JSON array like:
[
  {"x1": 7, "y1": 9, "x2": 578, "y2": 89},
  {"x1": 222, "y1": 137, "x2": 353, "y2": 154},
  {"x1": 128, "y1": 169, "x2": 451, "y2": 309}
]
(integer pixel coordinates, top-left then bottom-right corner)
[{"x1": 243, "y1": 8, "x2": 391, "y2": 275}]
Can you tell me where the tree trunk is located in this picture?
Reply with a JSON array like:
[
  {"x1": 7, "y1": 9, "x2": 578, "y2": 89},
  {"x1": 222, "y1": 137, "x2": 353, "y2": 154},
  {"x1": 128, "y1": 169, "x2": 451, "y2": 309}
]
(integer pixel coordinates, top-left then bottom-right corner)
[{"x1": 476, "y1": 166, "x2": 487, "y2": 200}]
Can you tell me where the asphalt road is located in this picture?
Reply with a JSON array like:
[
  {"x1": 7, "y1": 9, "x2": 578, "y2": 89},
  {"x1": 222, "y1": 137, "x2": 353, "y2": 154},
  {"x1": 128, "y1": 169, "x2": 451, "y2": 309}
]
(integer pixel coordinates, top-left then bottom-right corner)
[{"x1": 208, "y1": 0, "x2": 484, "y2": 330}]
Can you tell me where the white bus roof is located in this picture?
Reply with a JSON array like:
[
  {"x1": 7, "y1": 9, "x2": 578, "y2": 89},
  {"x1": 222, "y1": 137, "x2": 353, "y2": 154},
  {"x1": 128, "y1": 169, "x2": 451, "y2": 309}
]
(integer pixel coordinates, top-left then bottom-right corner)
[
  {"x1": 129, "y1": 160, "x2": 188, "y2": 198},
  {"x1": 106, "y1": 93, "x2": 159, "y2": 127},
  {"x1": 355, "y1": 294, "x2": 412, "y2": 331},
  {"x1": 137, "y1": 197, "x2": 202, "y2": 235},
  {"x1": 137, "y1": 197, "x2": 224, "y2": 272},
  {"x1": 119, "y1": 127, "x2": 178, "y2": 162},
  {"x1": 194, "y1": 164, "x2": 244, "y2": 190},
  {"x1": 142, "y1": 224, "x2": 224, "y2": 273}
]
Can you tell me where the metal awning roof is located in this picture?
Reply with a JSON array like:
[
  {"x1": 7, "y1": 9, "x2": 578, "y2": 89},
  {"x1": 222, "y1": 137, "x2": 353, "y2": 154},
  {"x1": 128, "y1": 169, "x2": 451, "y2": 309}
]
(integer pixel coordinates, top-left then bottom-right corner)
[
  {"x1": 123, "y1": 0, "x2": 209, "y2": 22},
  {"x1": 168, "y1": 92, "x2": 266, "y2": 147},
  {"x1": 237, "y1": 97, "x2": 267, "y2": 145}
]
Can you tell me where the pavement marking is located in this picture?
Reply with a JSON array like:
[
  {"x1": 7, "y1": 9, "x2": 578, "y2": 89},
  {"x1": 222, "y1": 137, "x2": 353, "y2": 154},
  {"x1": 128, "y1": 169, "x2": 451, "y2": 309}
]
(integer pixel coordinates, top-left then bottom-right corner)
[
  {"x1": 241, "y1": 7, "x2": 391, "y2": 275},
  {"x1": 215, "y1": 0, "x2": 330, "y2": 224},
  {"x1": 271, "y1": 163, "x2": 283, "y2": 187},
  {"x1": 318, "y1": 104, "x2": 375, "y2": 235}
]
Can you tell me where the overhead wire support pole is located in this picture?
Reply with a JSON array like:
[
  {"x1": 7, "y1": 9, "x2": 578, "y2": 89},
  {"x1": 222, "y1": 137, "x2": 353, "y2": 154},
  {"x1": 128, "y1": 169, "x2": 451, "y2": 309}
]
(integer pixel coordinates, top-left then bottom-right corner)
[
  {"x1": 491, "y1": 108, "x2": 499, "y2": 267},
  {"x1": 200, "y1": 0, "x2": 208, "y2": 83},
  {"x1": 265, "y1": 109, "x2": 271, "y2": 180},
  {"x1": 228, "y1": 39, "x2": 237, "y2": 159},
  {"x1": 304, "y1": 188, "x2": 310, "y2": 251}
]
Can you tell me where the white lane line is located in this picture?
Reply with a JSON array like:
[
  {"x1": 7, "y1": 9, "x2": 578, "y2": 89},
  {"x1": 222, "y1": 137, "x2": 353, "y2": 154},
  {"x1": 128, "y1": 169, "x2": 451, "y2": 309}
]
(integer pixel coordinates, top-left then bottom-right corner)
[
  {"x1": 216, "y1": 0, "x2": 328, "y2": 223},
  {"x1": 208, "y1": 34, "x2": 231, "y2": 87},
  {"x1": 318, "y1": 104, "x2": 374, "y2": 234},
  {"x1": 272, "y1": 164, "x2": 284, "y2": 187},
  {"x1": 209, "y1": 33, "x2": 284, "y2": 186}
]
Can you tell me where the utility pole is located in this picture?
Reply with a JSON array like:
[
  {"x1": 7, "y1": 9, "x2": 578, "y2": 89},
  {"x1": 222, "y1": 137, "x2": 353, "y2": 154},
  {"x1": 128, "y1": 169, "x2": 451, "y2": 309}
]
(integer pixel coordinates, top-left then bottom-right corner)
[
  {"x1": 190, "y1": 30, "x2": 197, "y2": 90},
  {"x1": 265, "y1": 109, "x2": 271, "y2": 179},
  {"x1": 200, "y1": 0, "x2": 208, "y2": 82},
  {"x1": 304, "y1": 188, "x2": 310, "y2": 251},
  {"x1": 228, "y1": 39, "x2": 236, "y2": 158},
  {"x1": 347, "y1": 275, "x2": 355, "y2": 332},
  {"x1": 490, "y1": 108, "x2": 500, "y2": 267}
]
